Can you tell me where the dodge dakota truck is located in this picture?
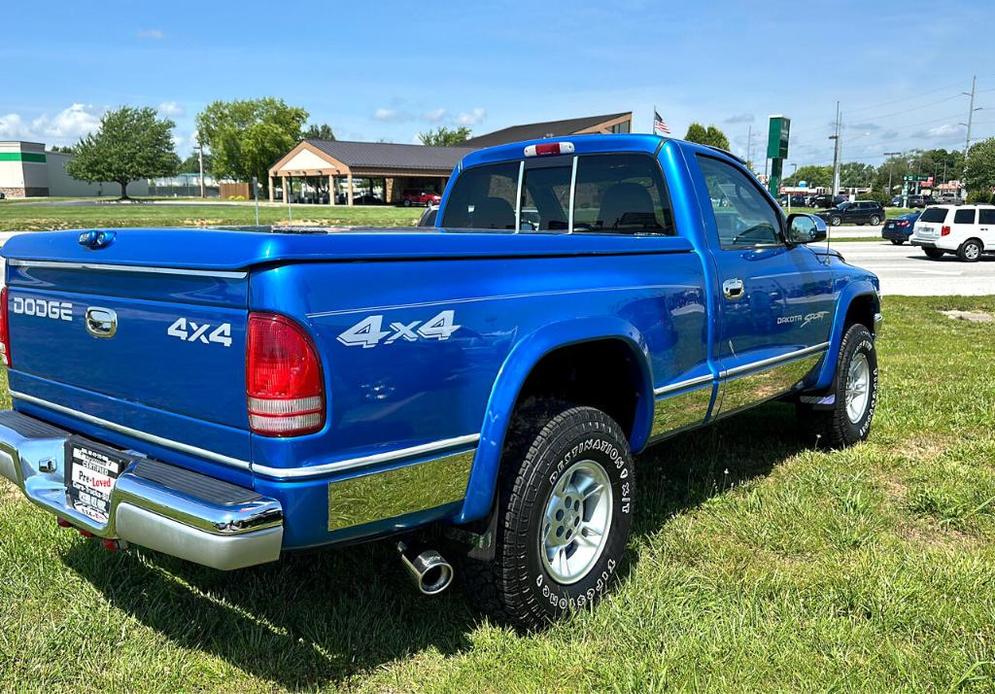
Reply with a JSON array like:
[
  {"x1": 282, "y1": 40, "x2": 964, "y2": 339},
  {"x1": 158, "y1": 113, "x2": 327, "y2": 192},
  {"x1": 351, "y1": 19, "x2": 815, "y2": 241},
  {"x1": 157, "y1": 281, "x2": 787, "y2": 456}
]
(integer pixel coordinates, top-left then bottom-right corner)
[{"x1": 0, "y1": 134, "x2": 881, "y2": 631}]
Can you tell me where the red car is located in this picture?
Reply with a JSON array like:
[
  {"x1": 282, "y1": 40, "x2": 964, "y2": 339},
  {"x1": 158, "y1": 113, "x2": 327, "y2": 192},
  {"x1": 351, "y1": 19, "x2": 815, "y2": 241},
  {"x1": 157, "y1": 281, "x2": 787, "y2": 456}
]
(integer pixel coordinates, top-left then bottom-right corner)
[{"x1": 401, "y1": 190, "x2": 441, "y2": 207}]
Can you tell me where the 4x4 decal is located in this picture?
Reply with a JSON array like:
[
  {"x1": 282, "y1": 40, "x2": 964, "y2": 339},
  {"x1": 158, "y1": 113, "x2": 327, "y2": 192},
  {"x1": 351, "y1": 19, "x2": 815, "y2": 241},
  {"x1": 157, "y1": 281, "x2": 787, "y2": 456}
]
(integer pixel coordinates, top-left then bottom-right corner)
[{"x1": 337, "y1": 310, "x2": 460, "y2": 349}]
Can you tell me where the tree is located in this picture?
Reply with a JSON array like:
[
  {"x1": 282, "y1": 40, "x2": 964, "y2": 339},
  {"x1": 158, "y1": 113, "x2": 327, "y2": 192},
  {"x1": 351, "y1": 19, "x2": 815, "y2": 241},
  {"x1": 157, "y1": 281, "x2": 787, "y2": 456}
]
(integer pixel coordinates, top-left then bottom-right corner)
[
  {"x1": 840, "y1": 162, "x2": 876, "y2": 189},
  {"x1": 965, "y1": 137, "x2": 995, "y2": 195},
  {"x1": 179, "y1": 151, "x2": 212, "y2": 173},
  {"x1": 784, "y1": 165, "x2": 832, "y2": 189},
  {"x1": 418, "y1": 126, "x2": 471, "y2": 146},
  {"x1": 66, "y1": 106, "x2": 179, "y2": 199},
  {"x1": 303, "y1": 123, "x2": 336, "y2": 141},
  {"x1": 196, "y1": 98, "x2": 308, "y2": 188},
  {"x1": 49, "y1": 145, "x2": 74, "y2": 154},
  {"x1": 683, "y1": 122, "x2": 730, "y2": 150}
]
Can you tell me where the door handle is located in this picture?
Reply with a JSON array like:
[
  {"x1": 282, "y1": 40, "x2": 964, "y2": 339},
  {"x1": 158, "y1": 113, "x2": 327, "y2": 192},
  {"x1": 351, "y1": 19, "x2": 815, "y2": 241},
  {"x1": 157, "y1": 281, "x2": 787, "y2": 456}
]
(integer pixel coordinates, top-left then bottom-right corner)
[{"x1": 723, "y1": 278, "x2": 745, "y2": 300}]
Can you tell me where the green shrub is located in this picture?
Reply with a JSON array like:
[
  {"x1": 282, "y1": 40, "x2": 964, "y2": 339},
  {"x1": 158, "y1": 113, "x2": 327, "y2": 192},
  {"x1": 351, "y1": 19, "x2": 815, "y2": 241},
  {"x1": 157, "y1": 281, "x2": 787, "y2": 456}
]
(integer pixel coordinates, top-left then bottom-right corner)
[{"x1": 965, "y1": 190, "x2": 994, "y2": 204}]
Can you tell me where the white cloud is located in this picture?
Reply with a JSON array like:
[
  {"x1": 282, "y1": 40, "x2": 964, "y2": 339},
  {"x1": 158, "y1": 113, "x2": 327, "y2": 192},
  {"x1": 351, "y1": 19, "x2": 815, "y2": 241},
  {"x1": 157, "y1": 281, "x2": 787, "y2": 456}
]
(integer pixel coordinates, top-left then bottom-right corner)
[
  {"x1": 158, "y1": 101, "x2": 184, "y2": 117},
  {"x1": 0, "y1": 104, "x2": 105, "y2": 146},
  {"x1": 0, "y1": 113, "x2": 32, "y2": 139},
  {"x1": 137, "y1": 29, "x2": 165, "y2": 40},
  {"x1": 457, "y1": 107, "x2": 486, "y2": 126},
  {"x1": 422, "y1": 108, "x2": 447, "y2": 123},
  {"x1": 374, "y1": 107, "x2": 407, "y2": 122},
  {"x1": 927, "y1": 122, "x2": 965, "y2": 137},
  {"x1": 32, "y1": 103, "x2": 105, "y2": 140}
]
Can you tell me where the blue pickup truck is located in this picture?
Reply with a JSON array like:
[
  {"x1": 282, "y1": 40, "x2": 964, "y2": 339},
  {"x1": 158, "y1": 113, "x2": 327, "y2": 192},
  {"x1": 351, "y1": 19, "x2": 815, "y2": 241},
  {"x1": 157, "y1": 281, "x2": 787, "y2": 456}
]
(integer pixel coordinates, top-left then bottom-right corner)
[{"x1": 0, "y1": 134, "x2": 881, "y2": 630}]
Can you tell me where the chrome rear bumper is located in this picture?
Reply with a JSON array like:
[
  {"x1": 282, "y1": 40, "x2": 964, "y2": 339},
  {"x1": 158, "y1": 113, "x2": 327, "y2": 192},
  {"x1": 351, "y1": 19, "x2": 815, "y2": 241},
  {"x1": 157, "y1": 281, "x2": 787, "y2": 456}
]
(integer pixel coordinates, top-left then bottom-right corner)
[{"x1": 0, "y1": 410, "x2": 283, "y2": 570}]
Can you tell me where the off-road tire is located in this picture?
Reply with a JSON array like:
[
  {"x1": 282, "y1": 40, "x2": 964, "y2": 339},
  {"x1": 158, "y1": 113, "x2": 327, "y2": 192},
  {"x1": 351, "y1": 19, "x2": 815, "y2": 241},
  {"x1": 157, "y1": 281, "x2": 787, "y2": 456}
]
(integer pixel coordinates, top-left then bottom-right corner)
[
  {"x1": 958, "y1": 238, "x2": 983, "y2": 262},
  {"x1": 924, "y1": 247, "x2": 945, "y2": 259},
  {"x1": 463, "y1": 402, "x2": 634, "y2": 632},
  {"x1": 797, "y1": 323, "x2": 878, "y2": 448}
]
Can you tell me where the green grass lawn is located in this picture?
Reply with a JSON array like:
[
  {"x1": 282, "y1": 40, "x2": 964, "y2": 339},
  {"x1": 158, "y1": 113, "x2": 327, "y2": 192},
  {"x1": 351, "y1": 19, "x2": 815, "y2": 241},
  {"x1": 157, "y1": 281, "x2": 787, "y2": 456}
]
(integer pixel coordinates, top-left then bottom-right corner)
[
  {"x1": 1, "y1": 296, "x2": 994, "y2": 691},
  {"x1": 0, "y1": 201, "x2": 422, "y2": 232}
]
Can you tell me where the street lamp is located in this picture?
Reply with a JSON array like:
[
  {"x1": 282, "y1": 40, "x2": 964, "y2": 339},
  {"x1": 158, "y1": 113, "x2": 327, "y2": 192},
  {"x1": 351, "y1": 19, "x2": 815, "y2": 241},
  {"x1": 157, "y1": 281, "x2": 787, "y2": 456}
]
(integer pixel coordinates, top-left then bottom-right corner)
[{"x1": 193, "y1": 141, "x2": 206, "y2": 199}]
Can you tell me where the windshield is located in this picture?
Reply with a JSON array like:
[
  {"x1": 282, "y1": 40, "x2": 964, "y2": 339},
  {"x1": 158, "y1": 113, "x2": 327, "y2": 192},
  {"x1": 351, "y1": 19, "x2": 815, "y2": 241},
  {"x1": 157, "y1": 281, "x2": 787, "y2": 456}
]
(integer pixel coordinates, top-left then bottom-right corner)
[{"x1": 836, "y1": 202, "x2": 852, "y2": 210}]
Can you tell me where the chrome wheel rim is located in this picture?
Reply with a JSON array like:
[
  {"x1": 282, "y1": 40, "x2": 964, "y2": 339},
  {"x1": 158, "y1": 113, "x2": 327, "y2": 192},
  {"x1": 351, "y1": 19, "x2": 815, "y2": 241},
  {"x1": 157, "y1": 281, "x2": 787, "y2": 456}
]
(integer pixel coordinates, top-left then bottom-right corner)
[
  {"x1": 965, "y1": 243, "x2": 980, "y2": 260},
  {"x1": 845, "y1": 352, "x2": 871, "y2": 423},
  {"x1": 539, "y1": 460, "x2": 613, "y2": 585}
]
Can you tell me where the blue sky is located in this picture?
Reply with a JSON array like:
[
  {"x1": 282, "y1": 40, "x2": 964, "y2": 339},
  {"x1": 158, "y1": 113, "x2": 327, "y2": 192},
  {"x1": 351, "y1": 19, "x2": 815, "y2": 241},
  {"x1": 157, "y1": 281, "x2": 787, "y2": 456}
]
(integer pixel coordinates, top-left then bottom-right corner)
[{"x1": 2, "y1": 0, "x2": 994, "y2": 170}]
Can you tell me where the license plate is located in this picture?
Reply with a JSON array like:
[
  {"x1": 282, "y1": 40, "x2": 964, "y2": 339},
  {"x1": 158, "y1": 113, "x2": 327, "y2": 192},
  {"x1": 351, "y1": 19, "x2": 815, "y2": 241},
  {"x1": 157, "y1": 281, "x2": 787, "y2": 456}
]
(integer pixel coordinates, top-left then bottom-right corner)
[{"x1": 65, "y1": 437, "x2": 131, "y2": 524}]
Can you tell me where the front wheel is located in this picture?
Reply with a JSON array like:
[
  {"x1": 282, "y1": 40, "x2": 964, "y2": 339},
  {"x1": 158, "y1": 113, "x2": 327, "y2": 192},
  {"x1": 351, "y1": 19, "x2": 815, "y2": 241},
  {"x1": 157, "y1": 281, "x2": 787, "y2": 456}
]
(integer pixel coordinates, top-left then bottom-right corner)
[
  {"x1": 797, "y1": 323, "x2": 878, "y2": 448},
  {"x1": 924, "y1": 247, "x2": 945, "y2": 259},
  {"x1": 830, "y1": 215, "x2": 843, "y2": 226},
  {"x1": 463, "y1": 404, "x2": 634, "y2": 631},
  {"x1": 869, "y1": 215, "x2": 881, "y2": 226}
]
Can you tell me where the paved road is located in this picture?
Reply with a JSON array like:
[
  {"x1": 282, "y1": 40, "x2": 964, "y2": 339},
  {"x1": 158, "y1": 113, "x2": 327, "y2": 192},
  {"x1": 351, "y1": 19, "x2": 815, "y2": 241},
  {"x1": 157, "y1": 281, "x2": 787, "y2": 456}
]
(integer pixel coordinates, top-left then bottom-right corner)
[{"x1": 828, "y1": 240, "x2": 995, "y2": 296}]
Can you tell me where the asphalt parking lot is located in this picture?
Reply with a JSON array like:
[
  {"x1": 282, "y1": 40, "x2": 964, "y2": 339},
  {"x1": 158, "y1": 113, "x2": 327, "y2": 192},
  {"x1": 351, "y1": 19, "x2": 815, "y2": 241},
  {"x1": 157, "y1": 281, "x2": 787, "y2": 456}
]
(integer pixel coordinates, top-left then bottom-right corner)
[{"x1": 831, "y1": 241, "x2": 995, "y2": 296}]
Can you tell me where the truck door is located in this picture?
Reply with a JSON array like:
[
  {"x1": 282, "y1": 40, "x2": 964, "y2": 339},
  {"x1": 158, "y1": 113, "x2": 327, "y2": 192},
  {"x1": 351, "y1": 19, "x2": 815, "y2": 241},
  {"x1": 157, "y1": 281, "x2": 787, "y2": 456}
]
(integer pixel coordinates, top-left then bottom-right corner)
[{"x1": 691, "y1": 153, "x2": 835, "y2": 417}]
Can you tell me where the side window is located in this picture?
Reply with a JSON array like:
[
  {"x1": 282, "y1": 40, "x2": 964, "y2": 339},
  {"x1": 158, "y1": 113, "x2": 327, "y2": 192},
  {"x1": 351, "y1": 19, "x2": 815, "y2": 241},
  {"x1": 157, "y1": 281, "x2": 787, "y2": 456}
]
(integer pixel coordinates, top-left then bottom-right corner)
[
  {"x1": 440, "y1": 162, "x2": 518, "y2": 229},
  {"x1": 571, "y1": 154, "x2": 674, "y2": 235},
  {"x1": 696, "y1": 155, "x2": 782, "y2": 249},
  {"x1": 979, "y1": 209, "x2": 995, "y2": 225},
  {"x1": 954, "y1": 208, "x2": 977, "y2": 225}
]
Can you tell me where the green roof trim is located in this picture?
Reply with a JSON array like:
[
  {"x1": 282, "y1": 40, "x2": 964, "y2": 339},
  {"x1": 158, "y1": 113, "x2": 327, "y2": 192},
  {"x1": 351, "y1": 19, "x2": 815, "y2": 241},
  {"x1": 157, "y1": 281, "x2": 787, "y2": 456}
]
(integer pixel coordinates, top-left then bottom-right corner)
[{"x1": 0, "y1": 152, "x2": 47, "y2": 163}]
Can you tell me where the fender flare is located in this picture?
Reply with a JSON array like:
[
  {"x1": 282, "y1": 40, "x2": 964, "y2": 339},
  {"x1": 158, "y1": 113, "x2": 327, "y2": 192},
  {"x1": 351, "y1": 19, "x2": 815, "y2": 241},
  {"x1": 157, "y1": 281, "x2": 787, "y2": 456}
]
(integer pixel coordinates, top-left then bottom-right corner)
[
  {"x1": 810, "y1": 281, "x2": 880, "y2": 391},
  {"x1": 455, "y1": 316, "x2": 654, "y2": 524}
]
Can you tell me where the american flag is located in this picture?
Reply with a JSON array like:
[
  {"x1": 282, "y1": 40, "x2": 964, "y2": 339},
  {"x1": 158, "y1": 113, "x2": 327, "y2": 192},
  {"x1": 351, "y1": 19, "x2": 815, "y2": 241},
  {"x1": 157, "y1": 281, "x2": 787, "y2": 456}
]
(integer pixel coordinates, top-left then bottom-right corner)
[{"x1": 653, "y1": 110, "x2": 671, "y2": 135}]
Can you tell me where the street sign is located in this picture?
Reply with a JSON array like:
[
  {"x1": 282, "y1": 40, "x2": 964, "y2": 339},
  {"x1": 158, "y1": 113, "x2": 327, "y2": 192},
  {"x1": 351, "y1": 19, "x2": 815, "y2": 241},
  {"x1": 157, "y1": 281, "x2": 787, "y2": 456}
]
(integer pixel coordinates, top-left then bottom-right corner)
[
  {"x1": 903, "y1": 174, "x2": 929, "y2": 182},
  {"x1": 767, "y1": 116, "x2": 790, "y2": 159}
]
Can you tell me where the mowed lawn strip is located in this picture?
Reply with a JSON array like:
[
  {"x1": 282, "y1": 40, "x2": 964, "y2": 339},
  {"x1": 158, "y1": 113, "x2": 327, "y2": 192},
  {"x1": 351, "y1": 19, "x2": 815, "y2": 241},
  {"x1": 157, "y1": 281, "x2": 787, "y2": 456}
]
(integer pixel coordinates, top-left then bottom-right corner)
[
  {"x1": 1, "y1": 295, "x2": 994, "y2": 692},
  {"x1": 0, "y1": 201, "x2": 422, "y2": 232}
]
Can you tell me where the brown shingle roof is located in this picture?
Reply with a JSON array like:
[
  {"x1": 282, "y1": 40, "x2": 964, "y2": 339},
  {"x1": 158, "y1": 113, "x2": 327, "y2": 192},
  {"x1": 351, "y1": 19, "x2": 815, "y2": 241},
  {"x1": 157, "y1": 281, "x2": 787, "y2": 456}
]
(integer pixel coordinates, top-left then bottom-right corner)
[
  {"x1": 306, "y1": 139, "x2": 475, "y2": 173},
  {"x1": 463, "y1": 112, "x2": 631, "y2": 148}
]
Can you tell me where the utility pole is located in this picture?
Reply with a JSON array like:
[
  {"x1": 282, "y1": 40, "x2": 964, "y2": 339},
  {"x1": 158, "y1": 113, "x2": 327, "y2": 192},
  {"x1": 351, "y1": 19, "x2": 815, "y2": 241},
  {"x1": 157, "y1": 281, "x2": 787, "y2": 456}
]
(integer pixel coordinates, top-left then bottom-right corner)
[
  {"x1": 829, "y1": 101, "x2": 842, "y2": 197},
  {"x1": 883, "y1": 151, "x2": 901, "y2": 200},
  {"x1": 960, "y1": 75, "x2": 982, "y2": 192},
  {"x1": 194, "y1": 141, "x2": 205, "y2": 198},
  {"x1": 746, "y1": 124, "x2": 753, "y2": 171}
]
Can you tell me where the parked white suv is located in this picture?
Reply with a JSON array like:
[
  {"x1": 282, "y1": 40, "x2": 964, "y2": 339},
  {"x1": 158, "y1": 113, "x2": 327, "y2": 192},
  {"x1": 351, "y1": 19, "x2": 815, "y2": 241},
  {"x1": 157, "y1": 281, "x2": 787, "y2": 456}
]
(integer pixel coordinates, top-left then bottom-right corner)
[{"x1": 911, "y1": 205, "x2": 995, "y2": 262}]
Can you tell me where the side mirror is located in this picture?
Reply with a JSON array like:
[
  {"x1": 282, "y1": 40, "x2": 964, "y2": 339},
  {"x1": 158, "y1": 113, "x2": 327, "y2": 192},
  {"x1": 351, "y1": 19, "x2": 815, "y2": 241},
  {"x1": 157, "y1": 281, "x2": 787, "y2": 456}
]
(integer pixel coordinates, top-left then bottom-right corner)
[{"x1": 786, "y1": 213, "x2": 827, "y2": 244}]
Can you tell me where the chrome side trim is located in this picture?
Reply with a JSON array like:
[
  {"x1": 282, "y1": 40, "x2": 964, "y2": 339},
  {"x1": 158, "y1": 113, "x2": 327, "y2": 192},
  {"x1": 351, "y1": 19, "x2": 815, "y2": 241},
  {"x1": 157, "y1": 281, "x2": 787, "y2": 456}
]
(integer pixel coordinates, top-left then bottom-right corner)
[
  {"x1": 253, "y1": 434, "x2": 480, "y2": 479},
  {"x1": 649, "y1": 384, "x2": 713, "y2": 440},
  {"x1": 7, "y1": 259, "x2": 248, "y2": 280},
  {"x1": 327, "y1": 448, "x2": 474, "y2": 531},
  {"x1": 720, "y1": 341, "x2": 830, "y2": 379},
  {"x1": 715, "y1": 352, "x2": 824, "y2": 417},
  {"x1": 9, "y1": 391, "x2": 251, "y2": 471},
  {"x1": 653, "y1": 373, "x2": 713, "y2": 396}
]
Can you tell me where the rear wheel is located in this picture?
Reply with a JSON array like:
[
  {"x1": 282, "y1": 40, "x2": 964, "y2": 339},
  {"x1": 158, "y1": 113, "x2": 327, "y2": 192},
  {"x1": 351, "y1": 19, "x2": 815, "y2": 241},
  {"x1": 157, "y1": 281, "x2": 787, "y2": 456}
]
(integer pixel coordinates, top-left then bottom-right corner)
[
  {"x1": 890, "y1": 239, "x2": 904, "y2": 245},
  {"x1": 463, "y1": 403, "x2": 634, "y2": 631},
  {"x1": 958, "y1": 239, "x2": 983, "y2": 262},
  {"x1": 797, "y1": 323, "x2": 878, "y2": 448},
  {"x1": 924, "y1": 247, "x2": 945, "y2": 259}
]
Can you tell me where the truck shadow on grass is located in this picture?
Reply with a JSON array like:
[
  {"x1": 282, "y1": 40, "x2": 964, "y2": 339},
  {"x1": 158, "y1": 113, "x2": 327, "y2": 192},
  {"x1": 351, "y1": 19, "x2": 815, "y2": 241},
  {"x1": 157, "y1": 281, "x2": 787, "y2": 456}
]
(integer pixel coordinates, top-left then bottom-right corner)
[{"x1": 62, "y1": 401, "x2": 809, "y2": 690}]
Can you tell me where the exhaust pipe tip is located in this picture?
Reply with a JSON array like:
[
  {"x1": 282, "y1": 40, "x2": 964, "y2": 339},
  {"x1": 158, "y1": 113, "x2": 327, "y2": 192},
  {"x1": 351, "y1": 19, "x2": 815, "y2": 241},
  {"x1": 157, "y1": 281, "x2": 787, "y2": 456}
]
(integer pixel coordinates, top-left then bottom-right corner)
[{"x1": 397, "y1": 541, "x2": 454, "y2": 595}]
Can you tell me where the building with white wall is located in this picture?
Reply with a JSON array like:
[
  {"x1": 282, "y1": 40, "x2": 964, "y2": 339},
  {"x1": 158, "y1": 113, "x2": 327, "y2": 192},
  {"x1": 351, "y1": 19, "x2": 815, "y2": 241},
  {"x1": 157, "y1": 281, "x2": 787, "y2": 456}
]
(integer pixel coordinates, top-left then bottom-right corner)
[{"x1": 0, "y1": 141, "x2": 148, "y2": 198}]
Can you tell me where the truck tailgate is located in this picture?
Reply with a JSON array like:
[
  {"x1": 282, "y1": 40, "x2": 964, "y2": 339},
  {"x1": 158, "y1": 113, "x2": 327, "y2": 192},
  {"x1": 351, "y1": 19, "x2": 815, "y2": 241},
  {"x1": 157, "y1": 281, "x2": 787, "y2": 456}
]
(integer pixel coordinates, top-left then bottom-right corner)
[{"x1": 4, "y1": 257, "x2": 251, "y2": 478}]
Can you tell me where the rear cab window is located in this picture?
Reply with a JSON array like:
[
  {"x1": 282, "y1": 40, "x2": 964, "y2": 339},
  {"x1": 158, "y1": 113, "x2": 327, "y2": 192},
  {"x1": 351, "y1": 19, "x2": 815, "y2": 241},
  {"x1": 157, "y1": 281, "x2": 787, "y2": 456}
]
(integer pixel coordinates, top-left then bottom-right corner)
[
  {"x1": 919, "y1": 207, "x2": 949, "y2": 224},
  {"x1": 441, "y1": 152, "x2": 674, "y2": 235}
]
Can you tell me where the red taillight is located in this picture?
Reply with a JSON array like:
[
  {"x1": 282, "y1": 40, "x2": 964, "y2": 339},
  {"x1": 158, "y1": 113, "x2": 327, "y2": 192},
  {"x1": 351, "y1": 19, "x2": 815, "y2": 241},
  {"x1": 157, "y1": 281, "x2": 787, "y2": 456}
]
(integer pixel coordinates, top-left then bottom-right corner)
[
  {"x1": 524, "y1": 141, "x2": 576, "y2": 157},
  {"x1": 0, "y1": 286, "x2": 10, "y2": 367},
  {"x1": 246, "y1": 313, "x2": 325, "y2": 436},
  {"x1": 897, "y1": 221, "x2": 909, "y2": 227},
  {"x1": 941, "y1": 225, "x2": 951, "y2": 236}
]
